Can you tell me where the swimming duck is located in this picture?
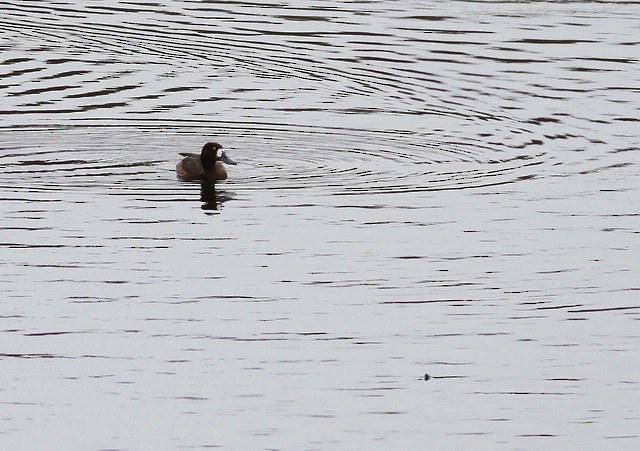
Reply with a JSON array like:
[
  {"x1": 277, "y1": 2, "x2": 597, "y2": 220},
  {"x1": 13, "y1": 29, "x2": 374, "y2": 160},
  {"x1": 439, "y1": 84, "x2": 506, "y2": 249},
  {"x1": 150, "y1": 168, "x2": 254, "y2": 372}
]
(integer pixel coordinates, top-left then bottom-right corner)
[{"x1": 176, "y1": 142, "x2": 237, "y2": 181}]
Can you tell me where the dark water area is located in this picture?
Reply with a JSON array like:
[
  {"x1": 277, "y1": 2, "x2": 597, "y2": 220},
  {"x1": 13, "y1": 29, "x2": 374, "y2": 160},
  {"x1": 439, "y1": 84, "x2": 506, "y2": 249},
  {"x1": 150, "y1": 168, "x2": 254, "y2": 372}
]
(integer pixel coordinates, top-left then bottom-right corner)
[{"x1": 1, "y1": 1, "x2": 639, "y2": 449}]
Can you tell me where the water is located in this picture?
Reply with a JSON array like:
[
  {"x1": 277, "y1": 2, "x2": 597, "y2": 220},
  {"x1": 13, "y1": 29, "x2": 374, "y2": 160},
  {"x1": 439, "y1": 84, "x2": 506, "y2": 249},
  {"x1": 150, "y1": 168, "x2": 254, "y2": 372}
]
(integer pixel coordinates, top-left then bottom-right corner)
[{"x1": 1, "y1": 1, "x2": 639, "y2": 449}]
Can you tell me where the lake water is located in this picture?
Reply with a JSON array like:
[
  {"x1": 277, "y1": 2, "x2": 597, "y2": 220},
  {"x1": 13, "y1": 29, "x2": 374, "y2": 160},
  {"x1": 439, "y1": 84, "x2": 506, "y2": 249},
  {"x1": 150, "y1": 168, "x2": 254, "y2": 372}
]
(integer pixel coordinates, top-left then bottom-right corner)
[{"x1": 1, "y1": 0, "x2": 639, "y2": 449}]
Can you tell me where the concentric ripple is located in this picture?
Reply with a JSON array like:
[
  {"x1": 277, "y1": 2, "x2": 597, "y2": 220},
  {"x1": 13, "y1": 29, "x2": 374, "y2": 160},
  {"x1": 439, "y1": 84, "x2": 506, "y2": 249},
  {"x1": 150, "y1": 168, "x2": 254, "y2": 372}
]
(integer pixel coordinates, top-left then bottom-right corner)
[
  {"x1": 2, "y1": 0, "x2": 636, "y2": 201},
  {"x1": 0, "y1": 121, "x2": 551, "y2": 205}
]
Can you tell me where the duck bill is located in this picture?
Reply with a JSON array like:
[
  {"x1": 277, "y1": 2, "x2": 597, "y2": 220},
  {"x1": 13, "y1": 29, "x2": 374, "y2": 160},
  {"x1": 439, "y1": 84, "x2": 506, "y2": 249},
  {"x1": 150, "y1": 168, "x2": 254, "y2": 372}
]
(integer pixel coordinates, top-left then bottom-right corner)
[{"x1": 220, "y1": 153, "x2": 237, "y2": 165}]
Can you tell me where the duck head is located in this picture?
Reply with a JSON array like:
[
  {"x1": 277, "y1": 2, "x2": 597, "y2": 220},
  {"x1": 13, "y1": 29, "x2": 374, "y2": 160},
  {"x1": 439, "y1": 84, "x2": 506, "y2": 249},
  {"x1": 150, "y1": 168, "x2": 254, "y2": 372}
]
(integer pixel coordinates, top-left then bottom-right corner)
[
  {"x1": 201, "y1": 142, "x2": 223, "y2": 171},
  {"x1": 201, "y1": 142, "x2": 237, "y2": 170}
]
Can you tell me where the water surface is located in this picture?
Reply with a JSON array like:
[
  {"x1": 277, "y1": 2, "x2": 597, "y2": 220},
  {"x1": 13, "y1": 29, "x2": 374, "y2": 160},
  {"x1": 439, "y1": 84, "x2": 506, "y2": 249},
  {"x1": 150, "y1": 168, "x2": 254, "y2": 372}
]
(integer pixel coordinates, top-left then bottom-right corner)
[{"x1": 1, "y1": 1, "x2": 639, "y2": 449}]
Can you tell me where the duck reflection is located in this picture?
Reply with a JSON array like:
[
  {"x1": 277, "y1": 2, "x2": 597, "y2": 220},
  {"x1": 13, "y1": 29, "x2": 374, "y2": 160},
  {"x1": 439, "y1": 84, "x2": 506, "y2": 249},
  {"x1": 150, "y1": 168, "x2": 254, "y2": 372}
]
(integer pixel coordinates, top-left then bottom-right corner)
[{"x1": 200, "y1": 180, "x2": 233, "y2": 211}]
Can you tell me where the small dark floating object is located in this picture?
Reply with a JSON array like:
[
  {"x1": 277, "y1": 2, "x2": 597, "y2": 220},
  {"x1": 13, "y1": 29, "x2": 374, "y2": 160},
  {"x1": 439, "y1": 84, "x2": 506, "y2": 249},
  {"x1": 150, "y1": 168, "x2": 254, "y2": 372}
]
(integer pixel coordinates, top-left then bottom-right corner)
[{"x1": 424, "y1": 373, "x2": 431, "y2": 381}]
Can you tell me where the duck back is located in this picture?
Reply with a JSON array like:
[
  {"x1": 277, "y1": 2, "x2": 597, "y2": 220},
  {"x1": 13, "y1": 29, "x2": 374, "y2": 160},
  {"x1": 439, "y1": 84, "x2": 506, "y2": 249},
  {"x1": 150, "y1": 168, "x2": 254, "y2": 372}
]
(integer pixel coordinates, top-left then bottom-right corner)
[{"x1": 176, "y1": 154, "x2": 205, "y2": 180}]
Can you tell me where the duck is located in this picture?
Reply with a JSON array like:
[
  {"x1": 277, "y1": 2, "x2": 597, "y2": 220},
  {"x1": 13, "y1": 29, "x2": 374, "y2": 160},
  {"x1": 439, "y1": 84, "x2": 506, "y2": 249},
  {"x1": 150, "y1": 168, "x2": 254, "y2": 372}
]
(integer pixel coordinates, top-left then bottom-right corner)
[{"x1": 176, "y1": 142, "x2": 237, "y2": 181}]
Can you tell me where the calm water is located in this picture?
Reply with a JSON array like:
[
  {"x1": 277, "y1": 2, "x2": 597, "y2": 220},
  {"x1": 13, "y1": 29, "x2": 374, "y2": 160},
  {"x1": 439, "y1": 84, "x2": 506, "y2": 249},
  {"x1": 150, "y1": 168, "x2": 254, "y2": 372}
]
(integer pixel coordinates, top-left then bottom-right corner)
[{"x1": 1, "y1": 0, "x2": 639, "y2": 449}]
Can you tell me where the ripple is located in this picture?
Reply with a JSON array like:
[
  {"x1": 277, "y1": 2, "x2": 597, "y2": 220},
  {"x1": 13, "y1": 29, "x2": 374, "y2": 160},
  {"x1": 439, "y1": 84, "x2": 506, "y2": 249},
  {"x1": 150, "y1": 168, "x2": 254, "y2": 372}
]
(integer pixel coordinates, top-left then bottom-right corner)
[
  {"x1": 0, "y1": 122, "x2": 553, "y2": 203},
  {"x1": 1, "y1": 0, "x2": 637, "y2": 142},
  {"x1": 0, "y1": 0, "x2": 636, "y2": 204}
]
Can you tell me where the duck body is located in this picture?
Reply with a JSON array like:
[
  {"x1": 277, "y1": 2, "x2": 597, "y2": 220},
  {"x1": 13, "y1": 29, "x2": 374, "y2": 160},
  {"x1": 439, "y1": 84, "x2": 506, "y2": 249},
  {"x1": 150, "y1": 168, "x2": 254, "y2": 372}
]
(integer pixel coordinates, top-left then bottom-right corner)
[{"x1": 176, "y1": 142, "x2": 236, "y2": 181}]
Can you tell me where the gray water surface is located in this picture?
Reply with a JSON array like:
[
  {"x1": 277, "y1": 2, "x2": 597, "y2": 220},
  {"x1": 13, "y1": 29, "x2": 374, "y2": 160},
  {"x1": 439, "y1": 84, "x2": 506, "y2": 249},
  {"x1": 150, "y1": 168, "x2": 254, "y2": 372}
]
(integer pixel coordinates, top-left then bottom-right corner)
[{"x1": 1, "y1": 1, "x2": 639, "y2": 449}]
